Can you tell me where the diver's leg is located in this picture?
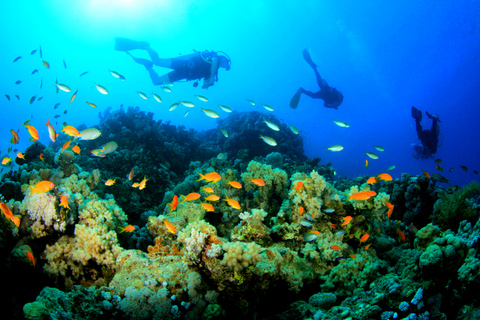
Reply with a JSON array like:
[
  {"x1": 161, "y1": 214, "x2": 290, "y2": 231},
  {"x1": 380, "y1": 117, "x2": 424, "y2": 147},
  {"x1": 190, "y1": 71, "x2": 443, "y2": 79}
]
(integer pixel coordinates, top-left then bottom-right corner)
[
  {"x1": 126, "y1": 52, "x2": 153, "y2": 69},
  {"x1": 114, "y1": 37, "x2": 149, "y2": 51},
  {"x1": 146, "y1": 68, "x2": 171, "y2": 86},
  {"x1": 300, "y1": 88, "x2": 322, "y2": 99},
  {"x1": 145, "y1": 48, "x2": 173, "y2": 68}
]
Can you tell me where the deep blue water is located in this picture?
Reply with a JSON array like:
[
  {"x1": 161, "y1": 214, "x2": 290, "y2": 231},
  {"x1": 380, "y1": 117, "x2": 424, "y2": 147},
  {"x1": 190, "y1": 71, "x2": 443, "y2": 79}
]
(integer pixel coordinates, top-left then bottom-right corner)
[{"x1": 1, "y1": 1, "x2": 479, "y2": 186}]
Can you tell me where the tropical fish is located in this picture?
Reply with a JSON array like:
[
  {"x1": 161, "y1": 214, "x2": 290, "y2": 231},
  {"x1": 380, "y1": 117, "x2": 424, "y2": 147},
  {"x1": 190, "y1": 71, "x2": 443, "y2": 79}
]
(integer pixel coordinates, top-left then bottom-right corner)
[
  {"x1": 61, "y1": 125, "x2": 80, "y2": 137},
  {"x1": 360, "y1": 234, "x2": 370, "y2": 243},
  {"x1": 397, "y1": 230, "x2": 406, "y2": 242},
  {"x1": 161, "y1": 86, "x2": 172, "y2": 92},
  {"x1": 251, "y1": 178, "x2": 265, "y2": 186},
  {"x1": 60, "y1": 195, "x2": 70, "y2": 210},
  {"x1": 228, "y1": 181, "x2": 242, "y2": 189},
  {"x1": 197, "y1": 172, "x2": 222, "y2": 183},
  {"x1": 289, "y1": 124, "x2": 299, "y2": 134},
  {"x1": 37, "y1": 96, "x2": 44, "y2": 101},
  {"x1": 365, "y1": 160, "x2": 369, "y2": 168},
  {"x1": 327, "y1": 145, "x2": 343, "y2": 152},
  {"x1": 262, "y1": 104, "x2": 274, "y2": 111},
  {"x1": 296, "y1": 181, "x2": 303, "y2": 193},
  {"x1": 264, "y1": 119, "x2": 280, "y2": 131},
  {"x1": 219, "y1": 104, "x2": 232, "y2": 112},
  {"x1": 217, "y1": 153, "x2": 227, "y2": 160},
  {"x1": 435, "y1": 159, "x2": 443, "y2": 164},
  {"x1": 377, "y1": 173, "x2": 393, "y2": 181},
  {"x1": 223, "y1": 196, "x2": 241, "y2": 209},
  {"x1": 460, "y1": 165, "x2": 468, "y2": 172},
  {"x1": 101, "y1": 141, "x2": 118, "y2": 154},
  {"x1": 169, "y1": 103, "x2": 178, "y2": 111},
  {"x1": 29, "y1": 181, "x2": 54, "y2": 195},
  {"x1": 15, "y1": 94, "x2": 20, "y2": 100},
  {"x1": 180, "y1": 101, "x2": 195, "y2": 107},
  {"x1": 164, "y1": 220, "x2": 176, "y2": 234},
  {"x1": 2, "y1": 157, "x2": 11, "y2": 165},
  {"x1": 72, "y1": 145, "x2": 81, "y2": 154},
  {"x1": 5, "y1": 94, "x2": 10, "y2": 101},
  {"x1": 373, "y1": 146, "x2": 385, "y2": 152},
  {"x1": 431, "y1": 174, "x2": 450, "y2": 184},
  {"x1": 367, "y1": 176, "x2": 378, "y2": 184},
  {"x1": 44, "y1": 119, "x2": 57, "y2": 142},
  {"x1": 105, "y1": 179, "x2": 116, "y2": 186},
  {"x1": 332, "y1": 120, "x2": 349, "y2": 128},
  {"x1": 204, "y1": 194, "x2": 220, "y2": 201},
  {"x1": 449, "y1": 168, "x2": 455, "y2": 173},
  {"x1": 200, "y1": 202, "x2": 215, "y2": 212},
  {"x1": 167, "y1": 195, "x2": 179, "y2": 212},
  {"x1": 386, "y1": 165, "x2": 396, "y2": 171},
  {"x1": 120, "y1": 225, "x2": 136, "y2": 233},
  {"x1": 0, "y1": 202, "x2": 20, "y2": 227},
  {"x1": 330, "y1": 245, "x2": 342, "y2": 251},
  {"x1": 195, "y1": 95, "x2": 208, "y2": 102},
  {"x1": 70, "y1": 90, "x2": 78, "y2": 103},
  {"x1": 260, "y1": 135, "x2": 277, "y2": 146},
  {"x1": 365, "y1": 152, "x2": 379, "y2": 159},
  {"x1": 152, "y1": 93, "x2": 162, "y2": 103},
  {"x1": 77, "y1": 128, "x2": 101, "y2": 140},
  {"x1": 303, "y1": 232, "x2": 318, "y2": 242},
  {"x1": 221, "y1": 129, "x2": 229, "y2": 138},
  {"x1": 436, "y1": 164, "x2": 444, "y2": 172},
  {"x1": 39, "y1": 46, "x2": 42, "y2": 58},
  {"x1": 181, "y1": 193, "x2": 201, "y2": 202},
  {"x1": 185, "y1": 110, "x2": 190, "y2": 118},
  {"x1": 202, "y1": 187, "x2": 214, "y2": 193},
  {"x1": 10, "y1": 130, "x2": 19, "y2": 144},
  {"x1": 422, "y1": 169, "x2": 430, "y2": 179},
  {"x1": 39, "y1": 153, "x2": 44, "y2": 161},
  {"x1": 299, "y1": 206, "x2": 305, "y2": 216},
  {"x1": 56, "y1": 83, "x2": 71, "y2": 92},
  {"x1": 138, "y1": 176, "x2": 148, "y2": 190},
  {"x1": 474, "y1": 171, "x2": 479, "y2": 175},
  {"x1": 63, "y1": 59, "x2": 67, "y2": 69},
  {"x1": 95, "y1": 84, "x2": 108, "y2": 95},
  {"x1": 348, "y1": 191, "x2": 376, "y2": 201},
  {"x1": 202, "y1": 109, "x2": 219, "y2": 118},
  {"x1": 341, "y1": 216, "x2": 353, "y2": 226},
  {"x1": 42, "y1": 60, "x2": 50, "y2": 69},
  {"x1": 79, "y1": 71, "x2": 89, "y2": 77},
  {"x1": 31, "y1": 49, "x2": 37, "y2": 55},
  {"x1": 61, "y1": 141, "x2": 72, "y2": 151},
  {"x1": 109, "y1": 70, "x2": 125, "y2": 80},
  {"x1": 24, "y1": 124, "x2": 39, "y2": 141},
  {"x1": 17, "y1": 152, "x2": 25, "y2": 159},
  {"x1": 29, "y1": 96, "x2": 36, "y2": 104},
  {"x1": 386, "y1": 202, "x2": 394, "y2": 219},
  {"x1": 13, "y1": 56, "x2": 21, "y2": 62},
  {"x1": 324, "y1": 208, "x2": 335, "y2": 214},
  {"x1": 300, "y1": 220, "x2": 312, "y2": 227},
  {"x1": 246, "y1": 99, "x2": 255, "y2": 105},
  {"x1": 27, "y1": 252, "x2": 35, "y2": 267},
  {"x1": 86, "y1": 102, "x2": 97, "y2": 108},
  {"x1": 15, "y1": 80, "x2": 22, "y2": 85},
  {"x1": 128, "y1": 169, "x2": 134, "y2": 181},
  {"x1": 137, "y1": 91, "x2": 148, "y2": 99},
  {"x1": 364, "y1": 244, "x2": 372, "y2": 250}
]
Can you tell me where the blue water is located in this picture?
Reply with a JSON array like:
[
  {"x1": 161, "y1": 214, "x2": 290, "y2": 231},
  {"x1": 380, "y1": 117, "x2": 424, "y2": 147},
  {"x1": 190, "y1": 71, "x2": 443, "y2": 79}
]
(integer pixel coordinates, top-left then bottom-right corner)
[{"x1": 1, "y1": 1, "x2": 479, "y2": 186}]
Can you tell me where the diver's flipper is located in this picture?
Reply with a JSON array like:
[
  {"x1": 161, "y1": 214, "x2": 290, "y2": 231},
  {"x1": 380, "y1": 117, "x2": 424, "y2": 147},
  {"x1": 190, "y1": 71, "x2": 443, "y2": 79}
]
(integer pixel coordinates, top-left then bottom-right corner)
[
  {"x1": 114, "y1": 37, "x2": 149, "y2": 51},
  {"x1": 290, "y1": 89, "x2": 302, "y2": 109},
  {"x1": 302, "y1": 48, "x2": 316, "y2": 67},
  {"x1": 426, "y1": 111, "x2": 441, "y2": 122},
  {"x1": 411, "y1": 106, "x2": 422, "y2": 121}
]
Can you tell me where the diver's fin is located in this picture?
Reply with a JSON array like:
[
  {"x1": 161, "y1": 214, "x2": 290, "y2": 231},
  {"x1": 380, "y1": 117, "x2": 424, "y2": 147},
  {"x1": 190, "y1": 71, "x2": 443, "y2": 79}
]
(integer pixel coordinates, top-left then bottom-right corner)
[
  {"x1": 290, "y1": 89, "x2": 302, "y2": 109},
  {"x1": 411, "y1": 106, "x2": 422, "y2": 121},
  {"x1": 114, "y1": 37, "x2": 149, "y2": 51},
  {"x1": 302, "y1": 48, "x2": 317, "y2": 67}
]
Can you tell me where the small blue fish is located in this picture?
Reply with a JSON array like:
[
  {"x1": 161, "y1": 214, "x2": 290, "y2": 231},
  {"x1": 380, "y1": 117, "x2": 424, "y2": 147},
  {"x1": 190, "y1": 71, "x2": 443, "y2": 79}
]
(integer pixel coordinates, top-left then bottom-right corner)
[
  {"x1": 54, "y1": 103, "x2": 60, "y2": 109},
  {"x1": 31, "y1": 69, "x2": 38, "y2": 75},
  {"x1": 5, "y1": 94, "x2": 10, "y2": 101},
  {"x1": 30, "y1": 49, "x2": 37, "y2": 55},
  {"x1": 15, "y1": 95, "x2": 20, "y2": 100},
  {"x1": 79, "y1": 71, "x2": 89, "y2": 77},
  {"x1": 13, "y1": 56, "x2": 21, "y2": 62},
  {"x1": 29, "y1": 96, "x2": 36, "y2": 104},
  {"x1": 63, "y1": 59, "x2": 67, "y2": 69},
  {"x1": 15, "y1": 80, "x2": 22, "y2": 85},
  {"x1": 39, "y1": 46, "x2": 42, "y2": 58}
]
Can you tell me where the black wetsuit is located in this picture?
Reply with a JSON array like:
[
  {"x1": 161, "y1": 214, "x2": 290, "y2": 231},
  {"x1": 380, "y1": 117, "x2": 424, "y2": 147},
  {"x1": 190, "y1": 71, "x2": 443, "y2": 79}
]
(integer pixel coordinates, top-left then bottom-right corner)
[
  {"x1": 414, "y1": 115, "x2": 440, "y2": 155},
  {"x1": 168, "y1": 51, "x2": 217, "y2": 82}
]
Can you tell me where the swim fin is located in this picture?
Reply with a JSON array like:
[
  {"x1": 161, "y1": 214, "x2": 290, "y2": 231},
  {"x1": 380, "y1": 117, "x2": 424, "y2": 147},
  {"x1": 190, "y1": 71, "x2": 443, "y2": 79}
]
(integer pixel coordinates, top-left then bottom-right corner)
[
  {"x1": 114, "y1": 37, "x2": 149, "y2": 51},
  {"x1": 411, "y1": 106, "x2": 422, "y2": 121},
  {"x1": 302, "y1": 48, "x2": 316, "y2": 67},
  {"x1": 290, "y1": 89, "x2": 302, "y2": 109}
]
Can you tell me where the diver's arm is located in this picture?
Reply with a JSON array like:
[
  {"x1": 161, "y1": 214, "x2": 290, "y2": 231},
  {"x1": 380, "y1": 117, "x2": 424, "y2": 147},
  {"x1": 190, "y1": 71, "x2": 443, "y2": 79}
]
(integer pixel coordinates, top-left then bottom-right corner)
[{"x1": 202, "y1": 56, "x2": 219, "y2": 89}]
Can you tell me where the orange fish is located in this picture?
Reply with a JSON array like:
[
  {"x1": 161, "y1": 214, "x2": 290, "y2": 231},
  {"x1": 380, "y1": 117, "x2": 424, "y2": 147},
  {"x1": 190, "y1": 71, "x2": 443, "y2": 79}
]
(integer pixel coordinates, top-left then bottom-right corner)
[
  {"x1": 164, "y1": 220, "x2": 176, "y2": 234},
  {"x1": 62, "y1": 140, "x2": 72, "y2": 151},
  {"x1": 204, "y1": 194, "x2": 220, "y2": 202},
  {"x1": 181, "y1": 192, "x2": 201, "y2": 202},
  {"x1": 70, "y1": 90, "x2": 78, "y2": 103},
  {"x1": 364, "y1": 243, "x2": 372, "y2": 250},
  {"x1": 200, "y1": 202, "x2": 215, "y2": 212},
  {"x1": 42, "y1": 60, "x2": 50, "y2": 69},
  {"x1": 27, "y1": 252, "x2": 35, "y2": 267},
  {"x1": 72, "y1": 145, "x2": 81, "y2": 154},
  {"x1": 202, "y1": 187, "x2": 214, "y2": 193},
  {"x1": 298, "y1": 206, "x2": 304, "y2": 216},
  {"x1": 132, "y1": 182, "x2": 140, "y2": 188},
  {"x1": 105, "y1": 179, "x2": 116, "y2": 186},
  {"x1": 61, "y1": 125, "x2": 80, "y2": 137},
  {"x1": 348, "y1": 191, "x2": 377, "y2": 201},
  {"x1": 341, "y1": 216, "x2": 353, "y2": 226},
  {"x1": 296, "y1": 181, "x2": 303, "y2": 193},
  {"x1": 366, "y1": 177, "x2": 378, "y2": 184},
  {"x1": 44, "y1": 119, "x2": 57, "y2": 142},
  {"x1": 167, "y1": 195, "x2": 178, "y2": 212},
  {"x1": 59, "y1": 195, "x2": 70, "y2": 210},
  {"x1": 128, "y1": 168, "x2": 134, "y2": 180},
  {"x1": 330, "y1": 245, "x2": 341, "y2": 251},
  {"x1": 2, "y1": 157, "x2": 11, "y2": 165},
  {"x1": 350, "y1": 254, "x2": 357, "y2": 259},
  {"x1": 330, "y1": 223, "x2": 337, "y2": 228},
  {"x1": 365, "y1": 159, "x2": 369, "y2": 168},
  {"x1": 360, "y1": 234, "x2": 370, "y2": 243},
  {"x1": 251, "y1": 178, "x2": 265, "y2": 186},
  {"x1": 223, "y1": 196, "x2": 241, "y2": 209},
  {"x1": 422, "y1": 170, "x2": 430, "y2": 179},
  {"x1": 120, "y1": 225, "x2": 136, "y2": 233},
  {"x1": 39, "y1": 153, "x2": 44, "y2": 161},
  {"x1": 397, "y1": 229, "x2": 406, "y2": 242},
  {"x1": 386, "y1": 202, "x2": 394, "y2": 219},
  {"x1": 436, "y1": 164, "x2": 444, "y2": 172},
  {"x1": 10, "y1": 129, "x2": 19, "y2": 144},
  {"x1": 197, "y1": 172, "x2": 221, "y2": 183},
  {"x1": 0, "y1": 202, "x2": 20, "y2": 227},
  {"x1": 228, "y1": 181, "x2": 242, "y2": 189},
  {"x1": 138, "y1": 176, "x2": 148, "y2": 190},
  {"x1": 17, "y1": 152, "x2": 25, "y2": 159},
  {"x1": 86, "y1": 101, "x2": 97, "y2": 108},
  {"x1": 29, "y1": 181, "x2": 54, "y2": 195},
  {"x1": 311, "y1": 230, "x2": 320, "y2": 235},
  {"x1": 377, "y1": 173, "x2": 392, "y2": 181},
  {"x1": 24, "y1": 124, "x2": 39, "y2": 141}
]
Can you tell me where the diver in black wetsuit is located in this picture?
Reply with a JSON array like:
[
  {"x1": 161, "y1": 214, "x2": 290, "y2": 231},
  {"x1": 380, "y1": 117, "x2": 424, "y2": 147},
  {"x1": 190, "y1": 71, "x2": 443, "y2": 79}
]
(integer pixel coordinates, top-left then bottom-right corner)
[
  {"x1": 411, "y1": 106, "x2": 441, "y2": 159},
  {"x1": 290, "y1": 49, "x2": 344, "y2": 110},
  {"x1": 114, "y1": 37, "x2": 231, "y2": 89}
]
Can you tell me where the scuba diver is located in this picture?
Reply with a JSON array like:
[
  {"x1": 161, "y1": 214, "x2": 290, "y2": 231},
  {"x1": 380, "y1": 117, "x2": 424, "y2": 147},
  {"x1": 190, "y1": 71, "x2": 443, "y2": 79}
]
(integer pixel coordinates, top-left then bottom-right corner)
[
  {"x1": 290, "y1": 49, "x2": 344, "y2": 109},
  {"x1": 114, "y1": 37, "x2": 231, "y2": 89},
  {"x1": 411, "y1": 106, "x2": 441, "y2": 159}
]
